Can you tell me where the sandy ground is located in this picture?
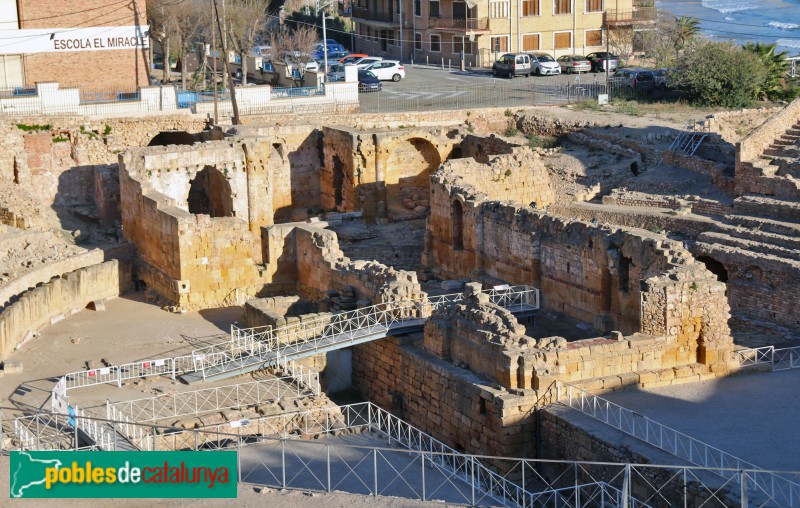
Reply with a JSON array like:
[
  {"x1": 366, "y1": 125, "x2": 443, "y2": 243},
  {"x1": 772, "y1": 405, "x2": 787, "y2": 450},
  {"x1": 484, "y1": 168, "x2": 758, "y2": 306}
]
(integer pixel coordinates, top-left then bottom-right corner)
[{"x1": 1, "y1": 291, "x2": 242, "y2": 412}]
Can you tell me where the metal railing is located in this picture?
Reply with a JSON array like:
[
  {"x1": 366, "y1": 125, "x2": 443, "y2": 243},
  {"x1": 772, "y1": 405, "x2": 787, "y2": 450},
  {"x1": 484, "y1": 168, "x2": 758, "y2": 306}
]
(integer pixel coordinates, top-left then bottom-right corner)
[
  {"x1": 7, "y1": 403, "x2": 797, "y2": 506},
  {"x1": 557, "y1": 381, "x2": 800, "y2": 506},
  {"x1": 271, "y1": 85, "x2": 326, "y2": 99},
  {"x1": 351, "y1": 6, "x2": 396, "y2": 23},
  {"x1": 429, "y1": 17, "x2": 490, "y2": 31},
  {"x1": 107, "y1": 375, "x2": 317, "y2": 424},
  {"x1": 736, "y1": 345, "x2": 800, "y2": 371},
  {"x1": 604, "y1": 7, "x2": 656, "y2": 24},
  {"x1": 192, "y1": 286, "x2": 538, "y2": 378}
]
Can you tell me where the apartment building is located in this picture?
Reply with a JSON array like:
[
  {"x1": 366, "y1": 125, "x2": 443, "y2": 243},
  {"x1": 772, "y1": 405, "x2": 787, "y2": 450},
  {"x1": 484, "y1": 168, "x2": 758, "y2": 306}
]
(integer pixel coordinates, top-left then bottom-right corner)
[
  {"x1": 0, "y1": 0, "x2": 149, "y2": 89},
  {"x1": 349, "y1": 0, "x2": 654, "y2": 66}
]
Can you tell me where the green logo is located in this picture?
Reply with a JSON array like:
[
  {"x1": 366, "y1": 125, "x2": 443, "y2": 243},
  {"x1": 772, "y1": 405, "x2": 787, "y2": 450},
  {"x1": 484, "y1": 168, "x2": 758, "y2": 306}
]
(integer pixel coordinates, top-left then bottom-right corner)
[{"x1": 10, "y1": 451, "x2": 237, "y2": 498}]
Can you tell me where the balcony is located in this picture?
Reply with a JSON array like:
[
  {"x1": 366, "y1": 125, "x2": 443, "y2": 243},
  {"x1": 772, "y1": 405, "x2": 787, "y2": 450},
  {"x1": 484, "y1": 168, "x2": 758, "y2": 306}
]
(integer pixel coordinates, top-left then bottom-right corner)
[
  {"x1": 428, "y1": 17, "x2": 490, "y2": 32},
  {"x1": 352, "y1": 6, "x2": 397, "y2": 24},
  {"x1": 604, "y1": 7, "x2": 656, "y2": 26}
]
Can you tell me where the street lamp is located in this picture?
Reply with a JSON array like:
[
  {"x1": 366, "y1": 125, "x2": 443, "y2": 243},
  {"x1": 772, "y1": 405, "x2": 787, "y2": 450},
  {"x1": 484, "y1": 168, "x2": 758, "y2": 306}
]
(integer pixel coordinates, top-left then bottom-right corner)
[{"x1": 320, "y1": 0, "x2": 335, "y2": 82}]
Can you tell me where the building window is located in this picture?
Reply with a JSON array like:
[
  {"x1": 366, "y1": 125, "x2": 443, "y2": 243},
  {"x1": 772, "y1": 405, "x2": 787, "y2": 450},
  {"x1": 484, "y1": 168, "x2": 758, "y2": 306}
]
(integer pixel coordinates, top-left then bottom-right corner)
[
  {"x1": 415, "y1": 0, "x2": 421, "y2": 16},
  {"x1": 415, "y1": 32, "x2": 422, "y2": 50},
  {"x1": 522, "y1": 0, "x2": 539, "y2": 16},
  {"x1": 586, "y1": 0, "x2": 603, "y2": 12},
  {"x1": 388, "y1": 30, "x2": 396, "y2": 46},
  {"x1": 430, "y1": 34, "x2": 441, "y2": 52},
  {"x1": 490, "y1": 0, "x2": 509, "y2": 18},
  {"x1": 554, "y1": 0, "x2": 571, "y2": 15},
  {"x1": 430, "y1": 0, "x2": 440, "y2": 17},
  {"x1": 490, "y1": 35, "x2": 509, "y2": 53},
  {"x1": 585, "y1": 29, "x2": 603, "y2": 47},
  {"x1": 453, "y1": 36, "x2": 473, "y2": 54},
  {"x1": 554, "y1": 31, "x2": 571, "y2": 49},
  {"x1": 522, "y1": 33, "x2": 540, "y2": 51}
]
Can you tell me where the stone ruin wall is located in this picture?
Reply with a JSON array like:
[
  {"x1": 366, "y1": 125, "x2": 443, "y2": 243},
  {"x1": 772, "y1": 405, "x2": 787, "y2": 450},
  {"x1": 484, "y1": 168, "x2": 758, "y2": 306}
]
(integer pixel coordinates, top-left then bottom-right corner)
[
  {"x1": 0, "y1": 260, "x2": 120, "y2": 358},
  {"x1": 736, "y1": 97, "x2": 800, "y2": 198},
  {"x1": 320, "y1": 125, "x2": 462, "y2": 222}
]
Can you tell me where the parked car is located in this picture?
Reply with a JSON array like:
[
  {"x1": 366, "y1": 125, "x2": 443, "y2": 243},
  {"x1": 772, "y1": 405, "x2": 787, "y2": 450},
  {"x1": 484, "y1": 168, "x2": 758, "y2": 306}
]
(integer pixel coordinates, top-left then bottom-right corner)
[
  {"x1": 312, "y1": 48, "x2": 349, "y2": 62},
  {"x1": 527, "y1": 52, "x2": 560, "y2": 76},
  {"x1": 340, "y1": 53, "x2": 369, "y2": 64},
  {"x1": 585, "y1": 52, "x2": 620, "y2": 73},
  {"x1": 611, "y1": 68, "x2": 656, "y2": 95},
  {"x1": 654, "y1": 68, "x2": 675, "y2": 89},
  {"x1": 492, "y1": 53, "x2": 532, "y2": 78},
  {"x1": 364, "y1": 60, "x2": 405, "y2": 81},
  {"x1": 314, "y1": 41, "x2": 346, "y2": 54},
  {"x1": 357, "y1": 69, "x2": 382, "y2": 92},
  {"x1": 327, "y1": 63, "x2": 346, "y2": 81},
  {"x1": 250, "y1": 45, "x2": 274, "y2": 58},
  {"x1": 556, "y1": 55, "x2": 591, "y2": 74},
  {"x1": 355, "y1": 57, "x2": 384, "y2": 69}
]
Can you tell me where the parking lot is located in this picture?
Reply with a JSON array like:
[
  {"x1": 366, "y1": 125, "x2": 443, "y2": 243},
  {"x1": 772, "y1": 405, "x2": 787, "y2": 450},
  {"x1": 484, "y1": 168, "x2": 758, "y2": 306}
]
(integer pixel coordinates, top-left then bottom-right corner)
[{"x1": 357, "y1": 64, "x2": 613, "y2": 112}]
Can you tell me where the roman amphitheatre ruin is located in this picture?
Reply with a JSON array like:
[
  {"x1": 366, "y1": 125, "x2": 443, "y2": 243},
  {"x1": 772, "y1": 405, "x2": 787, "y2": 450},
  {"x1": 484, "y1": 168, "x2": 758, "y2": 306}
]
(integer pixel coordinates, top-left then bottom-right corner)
[{"x1": 2, "y1": 97, "x2": 800, "y2": 506}]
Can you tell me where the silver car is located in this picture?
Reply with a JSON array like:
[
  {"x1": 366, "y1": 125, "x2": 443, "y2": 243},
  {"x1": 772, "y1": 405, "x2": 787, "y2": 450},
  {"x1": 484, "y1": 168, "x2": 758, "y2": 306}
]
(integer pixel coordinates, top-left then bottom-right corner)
[
  {"x1": 528, "y1": 52, "x2": 561, "y2": 76},
  {"x1": 557, "y1": 55, "x2": 591, "y2": 74}
]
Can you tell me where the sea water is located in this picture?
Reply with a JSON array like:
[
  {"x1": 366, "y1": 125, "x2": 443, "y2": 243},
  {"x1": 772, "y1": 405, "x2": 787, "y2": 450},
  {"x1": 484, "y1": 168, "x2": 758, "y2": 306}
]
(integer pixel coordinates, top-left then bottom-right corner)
[{"x1": 656, "y1": 0, "x2": 800, "y2": 56}]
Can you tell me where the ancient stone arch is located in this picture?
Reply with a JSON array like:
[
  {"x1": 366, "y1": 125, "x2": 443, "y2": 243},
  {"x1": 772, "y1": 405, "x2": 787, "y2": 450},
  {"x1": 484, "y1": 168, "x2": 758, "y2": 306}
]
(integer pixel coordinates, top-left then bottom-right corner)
[{"x1": 187, "y1": 166, "x2": 234, "y2": 218}]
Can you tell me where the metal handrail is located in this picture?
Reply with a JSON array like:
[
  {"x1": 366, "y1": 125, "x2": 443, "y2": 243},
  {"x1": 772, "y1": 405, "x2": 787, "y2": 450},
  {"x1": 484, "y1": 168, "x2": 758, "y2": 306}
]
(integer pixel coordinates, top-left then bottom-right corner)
[
  {"x1": 194, "y1": 286, "x2": 538, "y2": 377},
  {"x1": 557, "y1": 381, "x2": 800, "y2": 506}
]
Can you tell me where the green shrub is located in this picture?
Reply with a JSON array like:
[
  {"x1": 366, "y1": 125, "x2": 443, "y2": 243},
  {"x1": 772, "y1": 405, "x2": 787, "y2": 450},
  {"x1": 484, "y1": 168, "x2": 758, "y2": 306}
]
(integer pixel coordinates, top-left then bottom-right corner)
[
  {"x1": 52, "y1": 135, "x2": 69, "y2": 143},
  {"x1": 504, "y1": 109, "x2": 513, "y2": 117},
  {"x1": 611, "y1": 98, "x2": 642, "y2": 117},
  {"x1": 528, "y1": 134, "x2": 559, "y2": 149},
  {"x1": 676, "y1": 41, "x2": 767, "y2": 108},
  {"x1": 504, "y1": 127, "x2": 518, "y2": 137},
  {"x1": 574, "y1": 99, "x2": 600, "y2": 111}
]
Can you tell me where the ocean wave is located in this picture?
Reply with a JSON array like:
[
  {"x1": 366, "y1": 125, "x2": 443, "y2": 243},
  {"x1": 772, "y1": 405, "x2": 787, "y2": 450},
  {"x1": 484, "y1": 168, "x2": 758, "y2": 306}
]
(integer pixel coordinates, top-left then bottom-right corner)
[
  {"x1": 724, "y1": 16, "x2": 736, "y2": 21},
  {"x1": 701, "y1": 0, "x2": 759, "y2": 14},
  {"x1": 768, "y1": 22, "x2": 800, "y2": 30},
  {"x1": 777, "y1": 38, "x2": 800, "y2": 49}
]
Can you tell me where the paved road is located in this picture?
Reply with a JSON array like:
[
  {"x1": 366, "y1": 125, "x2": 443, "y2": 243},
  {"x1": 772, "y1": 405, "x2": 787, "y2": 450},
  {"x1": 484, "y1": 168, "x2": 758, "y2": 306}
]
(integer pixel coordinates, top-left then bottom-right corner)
[{"x1": 358, "y1": 65, "x2": 611, "y2": 113}]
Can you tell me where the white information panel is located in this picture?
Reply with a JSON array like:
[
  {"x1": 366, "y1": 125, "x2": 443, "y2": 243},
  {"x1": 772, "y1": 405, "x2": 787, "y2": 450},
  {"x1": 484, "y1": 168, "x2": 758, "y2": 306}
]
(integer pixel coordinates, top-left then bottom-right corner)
[{"x1": 0, "y1": 25, "x2": 149, "y2": 54}]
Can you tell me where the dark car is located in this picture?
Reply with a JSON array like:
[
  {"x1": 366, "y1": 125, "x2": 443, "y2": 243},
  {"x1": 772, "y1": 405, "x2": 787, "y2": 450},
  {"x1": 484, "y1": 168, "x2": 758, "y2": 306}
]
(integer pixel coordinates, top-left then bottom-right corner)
[
  {"x1": 654, "y1": 68, "x2": 675, "y2": 89},
  {"x1": 585, "y1": 52, "x2": 620, "y2": 73},
  {"x1": 357, "y1": 70, "x2": 382, "y2": 92},
  {"x1": 611, "y1": 68, "x2": 656, "y2": 95}
]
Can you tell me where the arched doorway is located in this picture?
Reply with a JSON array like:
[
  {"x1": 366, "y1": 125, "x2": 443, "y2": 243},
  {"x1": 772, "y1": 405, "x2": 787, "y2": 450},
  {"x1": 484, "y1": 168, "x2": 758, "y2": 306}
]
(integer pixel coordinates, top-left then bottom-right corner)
[
  {"x1": 452, "y1": 200, "x2": 464, "y2": 250},
  {"x1": 385, "y1": 137, "x2": 442, "y2": 218},
  {"x1": 697, "y1": 256, "x2": 729, "y2": 282},
  {"x1": 187, "y1": 166, "x2": 234, "y2": 217}
]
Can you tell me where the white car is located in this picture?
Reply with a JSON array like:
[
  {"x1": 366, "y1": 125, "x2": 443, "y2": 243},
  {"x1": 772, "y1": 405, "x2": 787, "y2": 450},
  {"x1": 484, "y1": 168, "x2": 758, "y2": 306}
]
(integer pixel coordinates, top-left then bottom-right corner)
[
  {"x1": 528, "y1": 52, "x2": 561, "y2": 76},
  {"x1": 354, "y1": 57, "x2": 384, "y2": 69},
  {"x1": 363, "y1": 60, "x2": 405, "y2": 81}
]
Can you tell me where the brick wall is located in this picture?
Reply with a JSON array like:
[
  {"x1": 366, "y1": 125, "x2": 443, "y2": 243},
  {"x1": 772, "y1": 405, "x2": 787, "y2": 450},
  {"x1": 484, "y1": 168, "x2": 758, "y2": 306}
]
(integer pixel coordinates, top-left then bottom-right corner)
[{"x1": 18, "y1": 0, "x2": 149, "y2": 89}]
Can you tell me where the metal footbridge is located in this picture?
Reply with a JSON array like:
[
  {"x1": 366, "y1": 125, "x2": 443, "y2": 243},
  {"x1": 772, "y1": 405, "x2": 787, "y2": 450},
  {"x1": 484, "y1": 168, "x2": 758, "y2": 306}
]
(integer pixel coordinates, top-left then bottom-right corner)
[{"x1": 182, "y1": 285, "x2": 539, "y2": 384}]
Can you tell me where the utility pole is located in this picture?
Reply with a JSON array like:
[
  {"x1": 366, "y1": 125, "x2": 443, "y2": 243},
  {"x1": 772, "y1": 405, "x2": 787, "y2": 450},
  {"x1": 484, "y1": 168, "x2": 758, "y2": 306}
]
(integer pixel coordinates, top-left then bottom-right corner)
[
  {"x1": 211, "y1": 0, "x2": 218, "y2": 124},
  {"x1": 213, "y1": 0, "x2": 240, "y2": 124}
]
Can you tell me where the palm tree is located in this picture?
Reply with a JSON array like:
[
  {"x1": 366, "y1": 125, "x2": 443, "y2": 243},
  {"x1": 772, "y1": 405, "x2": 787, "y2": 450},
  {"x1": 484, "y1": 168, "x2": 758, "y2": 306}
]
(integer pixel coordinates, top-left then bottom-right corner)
[
  {"x1": 675, "y1": 16, "x2": 701, "y2": 52},
  {"x1": 743, "y1": 42, "x2": 791, "y2": 100}
]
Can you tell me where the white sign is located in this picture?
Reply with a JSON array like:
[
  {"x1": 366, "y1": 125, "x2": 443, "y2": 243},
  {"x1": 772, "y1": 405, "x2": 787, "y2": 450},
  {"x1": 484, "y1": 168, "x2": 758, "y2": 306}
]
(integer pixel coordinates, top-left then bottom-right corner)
[{"x1": 0, "y1": 25, "x2": 149, "y2": 55}]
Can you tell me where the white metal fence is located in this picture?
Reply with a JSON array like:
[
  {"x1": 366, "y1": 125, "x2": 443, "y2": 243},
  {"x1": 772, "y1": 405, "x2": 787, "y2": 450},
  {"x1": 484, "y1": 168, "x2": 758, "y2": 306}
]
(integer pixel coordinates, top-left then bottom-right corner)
[
  {"x1": 5, "y1": 401, "x2": 792, "y2": 506},
  {"x1": 557, "y1": 381, "x2": 800, "y2": 506},
  {"x1": 107, "y1": 375, "x2": 317, "y2": 424},
  {"x1": 736, "y1": 345, "x2": 800, "y2": 371}
]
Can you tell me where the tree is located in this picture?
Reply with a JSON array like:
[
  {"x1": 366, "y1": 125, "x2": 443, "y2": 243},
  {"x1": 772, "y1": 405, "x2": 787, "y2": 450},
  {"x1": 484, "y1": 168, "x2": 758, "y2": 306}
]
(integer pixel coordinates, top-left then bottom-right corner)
[
  {"x1": 225, "y1": 0, "x2": 270, "y2": 85},
  {"x1": 675, "y1": 16, "x2": 701, "y2": 55},
  {"x1": 743, "y1": 42, "x2": 791, "y2": 101},
  {"x1": 269, "y1": 25, "x2": 318, "y2": 86},
  {"x1": 675, "y1": 41, "x2": 767, "y2": 108},
  {"x1": 148, "y1": 0, "x2": 207, "y2": 86}
]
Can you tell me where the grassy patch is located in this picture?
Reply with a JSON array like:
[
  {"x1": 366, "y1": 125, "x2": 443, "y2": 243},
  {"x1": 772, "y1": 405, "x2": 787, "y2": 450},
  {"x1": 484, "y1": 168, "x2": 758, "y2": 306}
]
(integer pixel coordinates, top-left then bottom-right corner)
[
  {"x1": 574, "y1": 99, "x2": 600, "y2": 111},
  {"x1": 528, "y1": 134, "x2": 559, "y2": 149},
  {"x1": 611, "y1": 98, "x2": 643, "y2": 117},
  {"x1": 504, "y1": 127, "x2": 519, "y2": 137},
  {"x1": 16, "y1": 123, "x2": 51, "y2": 132}
]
